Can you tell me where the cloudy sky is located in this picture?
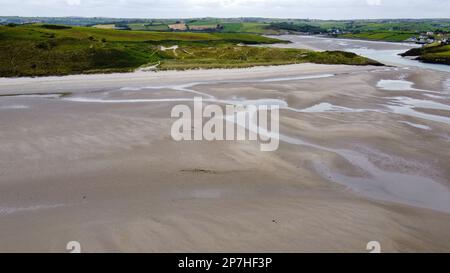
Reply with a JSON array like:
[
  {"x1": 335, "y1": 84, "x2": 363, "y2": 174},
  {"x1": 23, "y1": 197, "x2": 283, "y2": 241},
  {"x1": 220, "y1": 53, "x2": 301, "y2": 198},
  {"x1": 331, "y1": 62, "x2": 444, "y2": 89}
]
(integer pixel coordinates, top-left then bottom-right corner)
[{"x1": 1, "y1": 0, "x2": 449, "y2": 19}]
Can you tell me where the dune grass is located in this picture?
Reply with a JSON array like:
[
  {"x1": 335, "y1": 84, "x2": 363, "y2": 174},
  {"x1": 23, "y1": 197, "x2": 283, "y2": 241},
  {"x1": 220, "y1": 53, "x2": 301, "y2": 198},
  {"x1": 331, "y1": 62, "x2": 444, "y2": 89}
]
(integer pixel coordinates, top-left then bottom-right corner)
[
  {"x1": 158, "y1": 46, "x2": 382, "y2": 70},
  {"x1": 0, "y1": 24, "x2": 382, "y2": 77}
]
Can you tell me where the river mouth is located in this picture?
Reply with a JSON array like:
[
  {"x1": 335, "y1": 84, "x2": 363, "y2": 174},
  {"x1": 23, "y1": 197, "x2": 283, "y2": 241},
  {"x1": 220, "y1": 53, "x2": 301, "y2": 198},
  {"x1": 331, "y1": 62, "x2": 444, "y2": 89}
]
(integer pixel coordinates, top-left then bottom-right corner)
[{"x1": 267, "y1": 35, "x2": 450, "y2": 73}]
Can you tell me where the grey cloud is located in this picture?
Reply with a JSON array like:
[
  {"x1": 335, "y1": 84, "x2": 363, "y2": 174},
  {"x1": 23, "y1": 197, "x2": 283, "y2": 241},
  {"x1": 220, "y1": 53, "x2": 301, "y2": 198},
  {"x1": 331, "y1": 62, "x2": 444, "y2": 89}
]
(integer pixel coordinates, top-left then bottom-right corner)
[{"x1": 0, "y1": 0, "x2": 449, "y2": 19}]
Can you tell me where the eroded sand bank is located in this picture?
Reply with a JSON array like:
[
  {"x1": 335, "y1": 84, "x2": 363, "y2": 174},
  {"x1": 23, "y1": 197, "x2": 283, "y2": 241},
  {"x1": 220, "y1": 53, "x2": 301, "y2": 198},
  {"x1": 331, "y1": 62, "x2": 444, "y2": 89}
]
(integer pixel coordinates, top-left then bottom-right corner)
[{"x1": 1, "y1": 63, "x2": 450, "y2": 252}]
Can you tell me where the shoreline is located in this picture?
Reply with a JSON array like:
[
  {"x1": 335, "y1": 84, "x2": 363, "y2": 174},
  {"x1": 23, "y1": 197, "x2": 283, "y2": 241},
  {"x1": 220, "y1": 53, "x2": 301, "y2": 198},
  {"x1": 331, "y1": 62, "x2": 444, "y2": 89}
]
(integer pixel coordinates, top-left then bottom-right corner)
[
  {"x1": 0, "y1": 63, "x2": 359, "y2": 81},
  {"x1": 0, "y1": 59, "x2": 382, "y2": 81},
  {"x1": 267, "y1": 34, "x2": 420, "y2": 48},
  {"x1": 265, "y1": 35, "x2": 450, "y2": 73},
  {"x1": 327, "y1": 35, "x2": 419, "y2": 47},
  {"x1": 0, "y1": 63, "x2": 381, "y2": 95}
]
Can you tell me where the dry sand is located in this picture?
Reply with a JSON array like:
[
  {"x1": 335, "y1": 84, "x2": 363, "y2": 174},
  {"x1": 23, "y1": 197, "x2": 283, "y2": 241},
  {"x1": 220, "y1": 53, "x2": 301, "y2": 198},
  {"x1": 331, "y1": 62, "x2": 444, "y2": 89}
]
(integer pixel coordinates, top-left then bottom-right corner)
[{"x1": 1, "y1": 63, "x2": 450, "y2": 252}]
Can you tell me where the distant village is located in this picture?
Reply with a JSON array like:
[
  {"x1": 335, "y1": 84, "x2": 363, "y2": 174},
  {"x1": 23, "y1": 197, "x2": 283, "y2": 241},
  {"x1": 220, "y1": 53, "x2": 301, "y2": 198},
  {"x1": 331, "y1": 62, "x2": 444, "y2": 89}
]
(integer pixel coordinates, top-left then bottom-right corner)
[
  {"x1": 405, "y1": 31, "x2": 449, "y2": 45},
  {"x1": 328, "y1": 28, "x2": 449, "y2": 46}
]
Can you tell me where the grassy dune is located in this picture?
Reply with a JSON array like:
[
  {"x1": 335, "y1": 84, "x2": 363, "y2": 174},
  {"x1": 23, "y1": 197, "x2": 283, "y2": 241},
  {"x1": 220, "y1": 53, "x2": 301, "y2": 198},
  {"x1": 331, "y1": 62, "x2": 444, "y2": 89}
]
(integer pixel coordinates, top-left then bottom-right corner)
[
  {"x1": 0, "y1": 24, "x2": 381, "y2": 77},
  {"x1": 159, "y1": 47, "x2": 381, "y2": 70}
]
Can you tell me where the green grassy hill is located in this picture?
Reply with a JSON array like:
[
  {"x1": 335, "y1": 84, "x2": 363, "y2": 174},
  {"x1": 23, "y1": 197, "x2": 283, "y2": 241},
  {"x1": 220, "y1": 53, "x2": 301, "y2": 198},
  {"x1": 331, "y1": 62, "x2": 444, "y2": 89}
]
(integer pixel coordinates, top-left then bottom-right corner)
[
  {"x1": 0, "y1": 24, "x2": 382, "y2": 77},
  {"x1": 401, "y1": 44, "x2": 450, "y2": 65}
]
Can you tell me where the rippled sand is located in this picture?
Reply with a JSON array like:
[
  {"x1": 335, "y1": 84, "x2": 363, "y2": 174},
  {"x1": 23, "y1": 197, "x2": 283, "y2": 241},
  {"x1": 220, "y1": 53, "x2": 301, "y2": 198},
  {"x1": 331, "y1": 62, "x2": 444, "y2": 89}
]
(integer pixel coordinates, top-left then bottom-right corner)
[{"x1": 1, "y1": 63, "x2": 450, "y2": 252}]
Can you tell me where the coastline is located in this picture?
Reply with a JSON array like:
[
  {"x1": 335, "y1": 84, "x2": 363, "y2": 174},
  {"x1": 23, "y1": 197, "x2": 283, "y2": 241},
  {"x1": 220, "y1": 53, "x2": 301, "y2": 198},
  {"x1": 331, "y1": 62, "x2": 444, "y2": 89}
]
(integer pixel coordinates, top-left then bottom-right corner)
[
  {"x1": 0, "y1": 63, "x2": 381, "y2": 95},
  {"x1": 0, "y1": 62, "x2": 367, "y2": 81},
  {"x1": 265, "y1": 35, "x2": 450, "y2": 72}
]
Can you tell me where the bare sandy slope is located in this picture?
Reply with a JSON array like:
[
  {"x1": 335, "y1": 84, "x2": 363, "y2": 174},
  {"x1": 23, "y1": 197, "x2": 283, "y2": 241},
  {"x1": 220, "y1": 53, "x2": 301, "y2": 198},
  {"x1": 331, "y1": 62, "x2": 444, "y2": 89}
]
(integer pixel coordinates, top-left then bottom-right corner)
[{"x1": 1, "y1": 64, "x2": 450, "y2": 252}]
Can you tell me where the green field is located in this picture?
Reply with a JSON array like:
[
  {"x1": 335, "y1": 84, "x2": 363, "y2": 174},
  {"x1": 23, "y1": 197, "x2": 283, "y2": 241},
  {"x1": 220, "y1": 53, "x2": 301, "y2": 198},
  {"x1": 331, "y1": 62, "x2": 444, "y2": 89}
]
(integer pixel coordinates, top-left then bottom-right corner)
[
  {"x1": 168, "y1": 20, "x2": 276, "y2": 34},
  {"x1": 128, "y1": 23, "x2": 170, "y2": 31},
  {"x1": 0, "y1": 24, "x2": 382, "y2": 77},
  {"x1": 98, "y1": 21, "x2": 278, "y2": 34},
  {"x1": 187, "y1": 19, "x2": 222, "y2": 26},
  {"x1": 77, "y1": 18, "x2": 450, "y2": 44},
  {"x1": 221, "y1": 23, "x2": 274, "y2": 34}
]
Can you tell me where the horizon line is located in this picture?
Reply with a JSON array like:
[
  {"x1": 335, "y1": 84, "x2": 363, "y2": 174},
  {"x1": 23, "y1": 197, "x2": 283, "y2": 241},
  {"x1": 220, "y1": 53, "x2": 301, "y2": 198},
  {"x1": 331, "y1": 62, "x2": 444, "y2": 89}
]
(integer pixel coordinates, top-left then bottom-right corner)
[{"x1": 1, "y1": 15, "x2": 450, "y2": 21}]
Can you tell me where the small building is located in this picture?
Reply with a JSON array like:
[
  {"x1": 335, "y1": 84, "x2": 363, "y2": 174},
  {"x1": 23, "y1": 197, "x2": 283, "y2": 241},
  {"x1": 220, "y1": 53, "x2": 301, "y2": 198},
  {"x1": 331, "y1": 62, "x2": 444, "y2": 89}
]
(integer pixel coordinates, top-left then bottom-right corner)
[
  {"x1": 405, "y1": 37, "x2": 418, "y2": 43},
  {"x1": 417, "y1": 38, "x2": 427, "y2": 44}
]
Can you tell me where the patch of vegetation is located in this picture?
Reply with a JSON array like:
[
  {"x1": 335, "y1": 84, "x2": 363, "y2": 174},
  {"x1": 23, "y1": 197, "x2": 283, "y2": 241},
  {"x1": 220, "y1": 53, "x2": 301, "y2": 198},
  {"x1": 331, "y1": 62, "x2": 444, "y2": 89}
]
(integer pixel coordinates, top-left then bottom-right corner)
[
  {"x1": 0, "y1": 24, "x2": 382, "y2": 77},
  {"x1": 187, "y1": 19, "x2": 222, "y2": 26},
  {"x1": 128, "y1": 23, "x2": 170, "y2": 31},
  {"x1": 225, "y1": 23, "x2": 272, "y2": 34},
  {"x1": 41, "y1": 24, "x2": 72, "y2": 30},
  {"x1": 401, "y1": 44, "x2": 450, "y2": 65},
  {"x1": 269, "y1": 22, "x2": 325, "y2": 34},
  {"x1": 303, "y1": 51, "x2": 382, "y2": 66}
]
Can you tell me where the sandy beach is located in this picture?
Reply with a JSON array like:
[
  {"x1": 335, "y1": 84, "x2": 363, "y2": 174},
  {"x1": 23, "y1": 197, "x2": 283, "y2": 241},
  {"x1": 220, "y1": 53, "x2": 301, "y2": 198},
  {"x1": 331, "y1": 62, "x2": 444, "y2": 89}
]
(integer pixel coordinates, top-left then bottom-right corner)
[{"x1": 1, "y1": 56, "x2": 450, "y2": 252}]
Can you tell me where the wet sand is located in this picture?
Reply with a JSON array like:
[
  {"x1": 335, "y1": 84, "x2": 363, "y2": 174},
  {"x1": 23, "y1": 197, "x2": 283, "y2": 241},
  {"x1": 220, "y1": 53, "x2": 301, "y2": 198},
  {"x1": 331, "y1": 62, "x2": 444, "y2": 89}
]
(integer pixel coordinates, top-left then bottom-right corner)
[{"x1": 1, "y1": 63, "x2": 450, "y2": 252}]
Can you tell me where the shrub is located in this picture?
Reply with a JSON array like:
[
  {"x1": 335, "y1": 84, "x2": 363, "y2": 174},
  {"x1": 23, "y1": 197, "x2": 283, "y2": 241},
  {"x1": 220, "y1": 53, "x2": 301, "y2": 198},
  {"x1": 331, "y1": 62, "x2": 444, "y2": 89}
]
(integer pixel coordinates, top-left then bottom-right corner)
[{"x1": 41, "y1": 24, "x2": 72, "y2": 30}]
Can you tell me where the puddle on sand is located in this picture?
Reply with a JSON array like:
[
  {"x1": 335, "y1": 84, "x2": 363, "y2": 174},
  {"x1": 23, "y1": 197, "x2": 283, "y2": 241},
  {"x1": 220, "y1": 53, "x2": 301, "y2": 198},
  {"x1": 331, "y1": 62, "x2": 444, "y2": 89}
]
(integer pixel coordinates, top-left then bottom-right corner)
[
  {"x1": 387, "y1": 97, "x2": 450, "y2": 111},
  {"x1": 190, "y1": 189, "x2": 223, "y2": 199},
  {"x1": 0, "y1": 203, "x2": 66, "y2": 216},
  {"x1": 424, "y1": 94, "x2": 448, "y2": 100},
  {"x1": 386, "y1": 104, "x2": 450, "y2": 126},
  {"x1": 299, "y1": 102, "x2": 369, "y2": 113},
  {"x1": 445, "y1": 78, "x2": 450, "y2": 92},
  {"x1": 398, "y1": 121, "x2": 431, "y2": 130},
  {"x1": 384, "y1": 96, "x2": 450, "y2": 126},
  {"x1": 377, "y1": 79, "x2": 440, "y2": 94},
  {"x1": 0, "y1": 105, "x2": 29, "y2": 110},
  {"x1": 314, "y1": 150, "x2": 450, "y2": 213},
  {"x1": 374, "y1": 77, "x2": 450, "y2": 126},
  {"x1": 262, "y1": 132, "x2": 450, "y2": 213}
]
